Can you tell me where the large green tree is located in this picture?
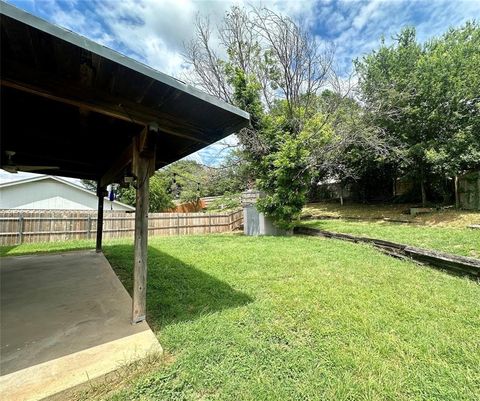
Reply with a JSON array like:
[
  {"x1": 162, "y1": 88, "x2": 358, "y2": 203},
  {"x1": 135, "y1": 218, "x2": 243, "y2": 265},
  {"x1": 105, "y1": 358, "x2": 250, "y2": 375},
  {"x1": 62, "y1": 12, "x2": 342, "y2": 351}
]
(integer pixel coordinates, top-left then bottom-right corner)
[
  {"x1": 185, "y1": 6, "x2": 386, "y2": 228},
  {"x1": 355, "y1": 23, "x2": 480, "y2": 205},
  {"x1": 421, "y1": 22, "x2": 480, "y2": 203}
]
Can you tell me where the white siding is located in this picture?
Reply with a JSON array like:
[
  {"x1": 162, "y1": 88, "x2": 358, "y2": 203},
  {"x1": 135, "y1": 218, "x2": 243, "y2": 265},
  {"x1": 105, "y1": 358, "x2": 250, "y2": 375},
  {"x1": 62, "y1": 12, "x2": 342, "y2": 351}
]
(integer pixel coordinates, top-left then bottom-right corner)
[{"x1": 0, "y1": 178, "x2": 133, "y2": 211}]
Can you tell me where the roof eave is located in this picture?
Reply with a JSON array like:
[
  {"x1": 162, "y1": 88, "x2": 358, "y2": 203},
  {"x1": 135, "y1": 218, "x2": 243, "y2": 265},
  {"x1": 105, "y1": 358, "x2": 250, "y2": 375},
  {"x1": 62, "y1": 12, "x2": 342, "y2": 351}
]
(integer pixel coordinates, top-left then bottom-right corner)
[{"x1": 0, "y1": 1, "x2": 250, "y2": 122}]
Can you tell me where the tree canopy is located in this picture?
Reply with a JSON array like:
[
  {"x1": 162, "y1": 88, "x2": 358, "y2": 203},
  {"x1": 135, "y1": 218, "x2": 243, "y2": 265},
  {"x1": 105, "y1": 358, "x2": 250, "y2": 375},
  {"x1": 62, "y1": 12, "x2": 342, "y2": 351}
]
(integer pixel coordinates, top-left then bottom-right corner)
[{"x1": 355, "y1": 22, "x2": 480, "y2": 205}]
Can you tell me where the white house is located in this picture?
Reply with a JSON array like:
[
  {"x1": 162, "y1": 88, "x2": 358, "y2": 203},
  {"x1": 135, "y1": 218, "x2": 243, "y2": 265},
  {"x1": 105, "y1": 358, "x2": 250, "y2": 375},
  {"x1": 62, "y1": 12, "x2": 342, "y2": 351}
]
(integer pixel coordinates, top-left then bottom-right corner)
[{"x1": 0, "y1": 175, "x2": 134, "y2": 211}]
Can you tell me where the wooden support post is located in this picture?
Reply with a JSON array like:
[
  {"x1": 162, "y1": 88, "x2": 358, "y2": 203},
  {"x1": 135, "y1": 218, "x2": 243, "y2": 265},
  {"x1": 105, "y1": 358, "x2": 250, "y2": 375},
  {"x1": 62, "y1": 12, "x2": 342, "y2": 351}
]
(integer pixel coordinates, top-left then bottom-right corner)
[
  {"x1": 132, "y1": 127, "x2": 156, "y2": 324},
  {"x1": 96, "y1": 183, "x2": 105, "y2": 253}
]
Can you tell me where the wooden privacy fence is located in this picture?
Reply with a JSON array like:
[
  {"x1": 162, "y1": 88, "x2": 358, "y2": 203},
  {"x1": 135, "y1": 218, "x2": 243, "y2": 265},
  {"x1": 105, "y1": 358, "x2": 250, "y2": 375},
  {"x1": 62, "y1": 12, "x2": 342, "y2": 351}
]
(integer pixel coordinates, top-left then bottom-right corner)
[{"x1": 0, "y1": 209, "x2": 243, "y2": 246}]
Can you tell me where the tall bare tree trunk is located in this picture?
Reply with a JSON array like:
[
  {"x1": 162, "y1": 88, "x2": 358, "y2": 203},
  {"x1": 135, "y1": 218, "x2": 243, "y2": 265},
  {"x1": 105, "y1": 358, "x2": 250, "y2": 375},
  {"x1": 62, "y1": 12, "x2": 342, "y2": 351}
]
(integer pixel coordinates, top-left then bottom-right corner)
[
  {"x1": 420, "y1": 166, "x2": 427, "y2": 207},
  {"x1": 454, "y1": 175, "x2": 459, "y2": 209}
]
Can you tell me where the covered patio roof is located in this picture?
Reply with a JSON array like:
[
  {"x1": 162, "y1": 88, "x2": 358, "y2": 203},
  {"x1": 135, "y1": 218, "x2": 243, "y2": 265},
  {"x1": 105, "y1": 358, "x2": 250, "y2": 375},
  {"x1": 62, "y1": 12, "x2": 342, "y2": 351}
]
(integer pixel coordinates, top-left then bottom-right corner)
[
  {"x1": 1, "y1": 2, "x2": 249, "y2": 182},
  {"x1": 1, "y1": 0, "x2": 250, "y2": 375}
]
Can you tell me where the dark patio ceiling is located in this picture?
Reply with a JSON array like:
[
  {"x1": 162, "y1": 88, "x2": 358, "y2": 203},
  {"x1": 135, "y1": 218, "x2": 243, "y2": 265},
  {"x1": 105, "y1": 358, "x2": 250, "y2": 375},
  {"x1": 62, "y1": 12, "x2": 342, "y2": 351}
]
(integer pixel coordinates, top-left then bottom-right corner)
[{"x1": 0, "y1": 2, "x2": 249, "y2": 182}]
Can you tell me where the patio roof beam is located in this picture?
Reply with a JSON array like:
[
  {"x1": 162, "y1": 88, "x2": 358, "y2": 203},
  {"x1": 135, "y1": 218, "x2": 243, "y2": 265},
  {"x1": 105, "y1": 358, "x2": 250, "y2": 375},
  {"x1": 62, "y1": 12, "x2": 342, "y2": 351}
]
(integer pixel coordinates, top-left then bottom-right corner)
[
  {"x1": 99, "y1": 123, "x2": 159, "y2": 187},
  {"x1": 99, "y1": 143, "x2": 134, "y2": 188},
  {"x1": 1, "y1": 78, "x2": 213, "y2": 145}
]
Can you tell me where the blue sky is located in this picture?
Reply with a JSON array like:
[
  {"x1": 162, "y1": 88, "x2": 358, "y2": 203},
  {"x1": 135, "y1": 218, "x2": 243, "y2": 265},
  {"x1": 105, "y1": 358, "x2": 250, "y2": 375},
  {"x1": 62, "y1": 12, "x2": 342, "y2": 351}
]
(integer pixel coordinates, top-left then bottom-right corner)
[
  {"x1": 2, "y1": 0, "x2": 479, "y2": 178},
  {"x1": 6, "y1": 0, "x2": 479, "y2": 76}
]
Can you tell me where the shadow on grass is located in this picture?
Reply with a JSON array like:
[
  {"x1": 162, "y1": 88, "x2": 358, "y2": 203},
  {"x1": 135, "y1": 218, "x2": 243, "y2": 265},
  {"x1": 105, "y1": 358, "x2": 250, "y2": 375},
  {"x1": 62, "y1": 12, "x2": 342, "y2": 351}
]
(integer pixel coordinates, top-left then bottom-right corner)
[
  {"x1": 103, "y1": 244, "x2": 252, "y2": 330},
  {"x1": 0, "y1": 245, "x2": 18, "y2": 257}
]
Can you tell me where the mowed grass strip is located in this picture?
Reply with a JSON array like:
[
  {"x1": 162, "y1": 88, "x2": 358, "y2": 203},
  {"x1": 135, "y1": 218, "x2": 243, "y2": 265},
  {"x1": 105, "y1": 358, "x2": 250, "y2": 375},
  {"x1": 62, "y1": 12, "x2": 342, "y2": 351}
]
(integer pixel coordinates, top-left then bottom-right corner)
[
  {"x1": 303, "y1": 202, "x2": 480, "y2": 228},
  {"x1": 2, "y1": 235, "x2": 479, "y2": 400},
  {"x1": 302, "y1": 219, "x2": 480, "y2": 258},
  {"x1": 0, "y1": 239, "x2": 96, "y2": 257}
]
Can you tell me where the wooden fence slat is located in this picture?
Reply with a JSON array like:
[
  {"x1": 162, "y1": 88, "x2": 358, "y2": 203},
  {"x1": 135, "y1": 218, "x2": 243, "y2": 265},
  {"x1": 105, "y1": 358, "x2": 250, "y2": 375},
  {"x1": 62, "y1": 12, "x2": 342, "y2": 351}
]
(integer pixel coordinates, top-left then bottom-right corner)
[{"x1": 18, "y1": 214, "x2": 24, "y2": 244}]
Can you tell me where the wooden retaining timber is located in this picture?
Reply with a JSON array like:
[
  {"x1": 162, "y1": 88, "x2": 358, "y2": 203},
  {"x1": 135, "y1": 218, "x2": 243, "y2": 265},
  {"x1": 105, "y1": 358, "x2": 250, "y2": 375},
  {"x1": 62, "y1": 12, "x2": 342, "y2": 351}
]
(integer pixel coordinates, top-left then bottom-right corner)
[
  {"x1": 294, "y1": 226, "x2": 480, "y2": 279},
  {"x1": 300, "y1": 214, "x2": 411, "y2": 224}
]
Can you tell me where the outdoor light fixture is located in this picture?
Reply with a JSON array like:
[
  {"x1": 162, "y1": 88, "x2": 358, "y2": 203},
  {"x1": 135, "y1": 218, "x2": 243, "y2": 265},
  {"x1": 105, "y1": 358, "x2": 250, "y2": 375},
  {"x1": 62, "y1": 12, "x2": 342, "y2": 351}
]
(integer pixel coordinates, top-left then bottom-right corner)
[{"x1": 124, "y1": 168, "x2": 136, "y2": 185}]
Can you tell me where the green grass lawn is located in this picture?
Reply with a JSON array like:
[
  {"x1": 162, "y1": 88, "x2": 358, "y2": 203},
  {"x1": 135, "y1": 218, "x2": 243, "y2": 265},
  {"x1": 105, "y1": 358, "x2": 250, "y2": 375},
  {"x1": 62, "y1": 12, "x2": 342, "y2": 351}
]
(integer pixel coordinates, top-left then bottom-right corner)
[
  {"x1": 0, "y1": 239, "x2": 96, "y2": 257},
  {"x1": 301, "y1": 219, "x2": 480, "y2": 258},
  {"x1": 3, "y1": 235, "x2": 478, "y2": 400}
]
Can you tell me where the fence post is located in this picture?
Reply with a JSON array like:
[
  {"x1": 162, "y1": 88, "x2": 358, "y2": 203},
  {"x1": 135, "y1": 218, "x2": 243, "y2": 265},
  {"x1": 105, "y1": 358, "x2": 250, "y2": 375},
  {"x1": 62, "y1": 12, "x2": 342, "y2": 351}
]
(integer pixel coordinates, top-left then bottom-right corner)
[
  {"x1": 18, "y1": 213, "x2": 24, "y2": 244},
  {"x1": 209, "y1": 214, "x2": 212, "y2": 233},
  {"x1": 87, "y1": 216, "x2": 92, "y2": 239},
  {"x1": 177, "y1": 214, "x2": 180, "y2": 235},
  {"x1": 69, "y1": 215, "x2": 73, "y2": 241}
]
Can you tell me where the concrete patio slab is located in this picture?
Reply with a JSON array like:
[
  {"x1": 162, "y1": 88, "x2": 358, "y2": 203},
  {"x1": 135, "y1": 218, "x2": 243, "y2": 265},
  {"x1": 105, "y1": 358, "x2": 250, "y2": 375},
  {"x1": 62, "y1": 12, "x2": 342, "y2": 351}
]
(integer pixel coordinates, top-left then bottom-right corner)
[{"x1": 0, "y1": 250, "x2": 162, "y2": 401}]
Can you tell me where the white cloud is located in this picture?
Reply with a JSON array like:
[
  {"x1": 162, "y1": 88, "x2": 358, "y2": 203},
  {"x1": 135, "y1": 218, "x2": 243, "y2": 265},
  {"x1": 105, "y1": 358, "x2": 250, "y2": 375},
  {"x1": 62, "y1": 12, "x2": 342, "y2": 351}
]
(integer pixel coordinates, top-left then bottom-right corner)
[
  {"x1": 33, "y1": 0, "x2": 116, "y2": 47},
  {"x1": 331, "y1": 0, "x2": 479, "y2": 72},
  {"x1": 351, "y1": 0, "x2": 385, "y2": 31},
  {"x1": 93, "y1": 0, "x2": 201, "y2": 74}
]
